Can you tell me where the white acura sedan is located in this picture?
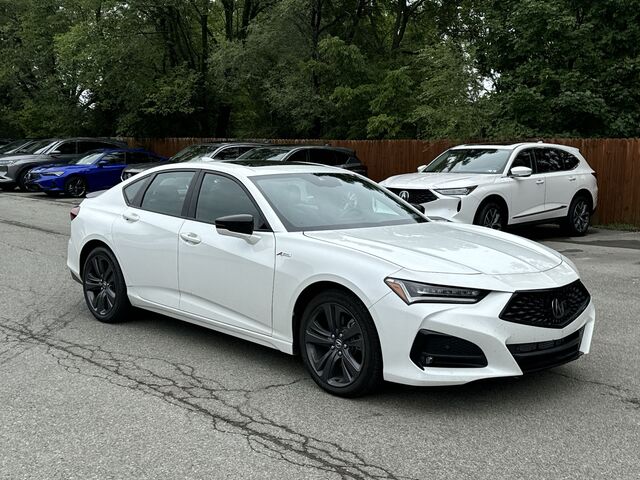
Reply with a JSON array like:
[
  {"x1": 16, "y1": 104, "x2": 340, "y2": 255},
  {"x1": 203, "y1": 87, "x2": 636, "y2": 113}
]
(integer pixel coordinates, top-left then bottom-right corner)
[
  {"x1": 380, "y1": 143, "x2": 598, "y2": 235},
  {"x1": 68, "y1": 161, "x2": 595, "y2": 397}
]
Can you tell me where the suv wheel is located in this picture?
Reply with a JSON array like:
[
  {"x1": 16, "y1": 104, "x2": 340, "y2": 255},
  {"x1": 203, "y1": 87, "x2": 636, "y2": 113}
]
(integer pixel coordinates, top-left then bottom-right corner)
[
  {"x1": 474, "y1": 201, "x2": 506, "y2": 230},
  {"x1": 563, "y1": 195, "x2": 591, "y2": 236}
]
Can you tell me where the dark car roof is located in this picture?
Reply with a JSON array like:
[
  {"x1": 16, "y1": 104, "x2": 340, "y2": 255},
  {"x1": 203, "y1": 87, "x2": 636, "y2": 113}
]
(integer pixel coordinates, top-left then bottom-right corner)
[{"x1": 257, "y1": 145, "x2": 355, "y2": 154}]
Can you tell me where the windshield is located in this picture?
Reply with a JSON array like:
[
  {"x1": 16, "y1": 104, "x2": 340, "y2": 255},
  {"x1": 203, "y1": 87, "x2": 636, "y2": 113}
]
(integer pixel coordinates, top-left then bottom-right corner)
[
  {"x1": 0, "y1": 139, "x2": 31, "y2": 154},
  {"x1": 171, "y1": 144, "x2": 218, "y2": 163},
  {"x1": 75, "y1": 152, "x2": 104, "y2": 165},
  {"x1": 252, "y1": 172, "x2": 426, "y2": 232},
  {"x1": 238, "y1": 147, "x2": 290, "y2": 161},
  {"x1": 425, "y1": 149, "x2": 512, "y2": 174},
  {"x1": 15, "y1": 139, "x2": 55, "y2": 154}
]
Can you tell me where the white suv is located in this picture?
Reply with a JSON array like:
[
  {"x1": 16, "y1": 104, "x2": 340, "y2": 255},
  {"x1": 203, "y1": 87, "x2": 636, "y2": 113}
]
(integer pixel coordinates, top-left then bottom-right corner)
[{"x1": 380, "y1": 143, "x2": 598, "y2": 235}]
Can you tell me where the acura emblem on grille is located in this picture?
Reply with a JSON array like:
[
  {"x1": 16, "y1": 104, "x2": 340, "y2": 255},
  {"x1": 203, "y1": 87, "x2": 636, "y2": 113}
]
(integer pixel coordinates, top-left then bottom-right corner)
[
  {"x1": 551, "y1": 298, "x2": 566, "y2": 319},
  {"x1": 399, "y1": 190, "x2": 410, "y2": 201}
]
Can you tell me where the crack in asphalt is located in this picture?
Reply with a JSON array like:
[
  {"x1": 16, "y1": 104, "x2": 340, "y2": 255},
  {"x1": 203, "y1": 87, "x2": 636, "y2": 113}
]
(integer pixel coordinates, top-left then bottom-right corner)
[
  {"x1": 549, "y1": 371, "x2": 640, "y2": 410},
  {"x1": 0, "y1": 315, "x2": 414, "y2": 480},
  {"x1": 0, "y1": 218, "x2": 67, "y2": 237}
]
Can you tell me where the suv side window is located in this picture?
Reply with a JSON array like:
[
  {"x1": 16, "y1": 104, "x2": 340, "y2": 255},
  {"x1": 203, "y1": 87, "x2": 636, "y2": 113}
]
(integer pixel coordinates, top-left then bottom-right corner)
[
  {"x1": 511, "y1": 149, "x2": 535, "y2": 171},
  {"x1": 55, "y1": 141, "x2": 77, "y2": 155},
  {"x1": 535, "y1": 148, "x2": 564, "y2": 174},
  {"x1": 309, "y1": 149, "x2": 338, "y2": 166},
  {"x1": 214, "y1": 147, "x2": 244, "y2": 160},
  {"x1": 195, "y1": 173, "x2": 265, "y2": 229},
  {"x1": 140, "y1": 171, "x2": 195, "y2": 216},
  {"x1": 287, "y1": 150, "x2": 308, "y2": 162}
]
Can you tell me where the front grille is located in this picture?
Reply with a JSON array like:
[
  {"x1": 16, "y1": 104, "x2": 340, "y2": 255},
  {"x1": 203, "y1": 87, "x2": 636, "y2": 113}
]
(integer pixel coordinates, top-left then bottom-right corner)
[
  {"x1": 508, "y1": 327, "x2": 584, "y2": 373},
  {"x1": 410, "y1": 330, "x2": 487, "y2": 369},
  {"x1": 499, "y1": 280, "x2": 590, "y2": 329},
  {"x1": 388, "y1": 188, "x2": 437, "y2": 204}
]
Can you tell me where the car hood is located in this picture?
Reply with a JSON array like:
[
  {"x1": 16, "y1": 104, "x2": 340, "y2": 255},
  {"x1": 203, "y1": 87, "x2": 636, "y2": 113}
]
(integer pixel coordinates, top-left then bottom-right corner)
[
  {"x1": 0, "y1": 154, "x2": 62, "y2": 166},
  {"x1": 381, "y1": 172, "x2": 499, "y2": 189},
  {"x1": 304, "y1": 223, "x2": 563, "y2": 275}
]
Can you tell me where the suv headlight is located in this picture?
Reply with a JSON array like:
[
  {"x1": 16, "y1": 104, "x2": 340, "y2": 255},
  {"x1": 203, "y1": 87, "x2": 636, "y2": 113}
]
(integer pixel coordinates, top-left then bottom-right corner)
[
  {"x1": 434, "y1": 186, "x2": 477, "y2": 196},
  {"x1": 385, "y1": 278, "x2": 488, "y2": 304}
]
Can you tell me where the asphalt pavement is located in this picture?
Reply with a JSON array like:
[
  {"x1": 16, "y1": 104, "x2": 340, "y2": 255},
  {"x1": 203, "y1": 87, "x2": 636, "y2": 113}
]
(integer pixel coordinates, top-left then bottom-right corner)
[{"x1": 1, "y1": 190, "x2": 639, "y2": 479}]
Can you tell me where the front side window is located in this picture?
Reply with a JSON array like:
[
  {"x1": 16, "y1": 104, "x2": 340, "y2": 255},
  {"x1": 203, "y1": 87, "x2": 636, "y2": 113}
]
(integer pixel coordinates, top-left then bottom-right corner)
[
  {"x1": 287, "y1": 150, "x2": 308, "y2": 162},
  {"x1": 425, "y1": 149, "x2": 511, "y2": 174},
  {"x1": 535, "y1": 149, "x2": 564, "y2": 173},
  {"x1": 511, "y1": 150, "x2": 534, "y2": 171},
  {"x1": 56, "y1": 141, "x2": 77, "y2": 155},
  {"x1": 140, "y1": 171, "x2": 195, "y2": 216},
  {"x1": 251, "y1": 172, "x2": 426, "y2": 232},
  {"x1": 195, "y1": 173, "x2": 264, "y2": 228},
  {"x1": 309, "y1": 149, "x2": 338, "y2": 166}
]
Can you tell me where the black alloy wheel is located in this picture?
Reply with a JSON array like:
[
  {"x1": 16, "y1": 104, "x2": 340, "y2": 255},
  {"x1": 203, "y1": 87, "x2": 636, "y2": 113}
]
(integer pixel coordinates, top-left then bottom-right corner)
[
  {"x1": 300, "y1": 290, "x2": 382, "y2": 397},
  {"x1": 82, "y1": 247, "x2": 130, "y2": 323},
  {"x1": 564, "y1": 195, "x2": 591, "y2": 236},
  {"x1": 65, "y1": 176, "x2": 87, "y2": 198},
  {"x1": 475, "y1": 201, "x2": 506, "y2": 230}
]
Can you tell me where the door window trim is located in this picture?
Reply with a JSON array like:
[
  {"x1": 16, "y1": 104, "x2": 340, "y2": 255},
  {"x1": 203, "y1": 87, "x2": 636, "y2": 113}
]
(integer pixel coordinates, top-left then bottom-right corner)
[{"x1": 128, "y1": 169, "x2": 199, "y2": 218}]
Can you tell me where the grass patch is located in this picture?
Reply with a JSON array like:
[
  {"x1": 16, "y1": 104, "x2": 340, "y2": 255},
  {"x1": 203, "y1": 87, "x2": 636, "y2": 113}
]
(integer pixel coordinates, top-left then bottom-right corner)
[{"x1": 594, "y1": 223, "x2": 640, "y2": 232}]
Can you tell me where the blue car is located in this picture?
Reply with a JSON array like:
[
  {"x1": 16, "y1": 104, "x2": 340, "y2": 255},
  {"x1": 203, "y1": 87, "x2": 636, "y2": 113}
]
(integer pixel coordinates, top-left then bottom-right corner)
[{"x1": 25, "y1": 148, "x2": 167, "y2": 197}]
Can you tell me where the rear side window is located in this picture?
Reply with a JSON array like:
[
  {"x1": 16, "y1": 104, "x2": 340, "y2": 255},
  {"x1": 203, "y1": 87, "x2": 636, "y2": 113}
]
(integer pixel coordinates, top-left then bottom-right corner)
[
  {"x1": 535, "y1": 149, "x2": 564, "y2": 173},
  {"x1": 123, "y1": 178, "x2": 147, "y2": 205},
  {"x1": 558, "y1": 149, "x2": 580, "y2": 170},
  {"x1": 195, "y1": 173, "x2": 264, "y2": 228},
  {"x1": 140, "y1": 171, "x2": 195, "y2": 216}
]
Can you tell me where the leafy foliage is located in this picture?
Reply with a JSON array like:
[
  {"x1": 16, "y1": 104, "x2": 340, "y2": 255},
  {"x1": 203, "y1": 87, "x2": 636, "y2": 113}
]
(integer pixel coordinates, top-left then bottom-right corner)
[{"x1": 1, "y1": 0, "x2": 640, "y2": 139}]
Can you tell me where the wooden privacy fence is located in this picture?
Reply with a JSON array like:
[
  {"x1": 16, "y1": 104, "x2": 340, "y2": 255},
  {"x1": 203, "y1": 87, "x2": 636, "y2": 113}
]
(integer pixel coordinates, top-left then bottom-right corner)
[{"x1": 123, "y1": 137, "x2": 640, "y2": 226}]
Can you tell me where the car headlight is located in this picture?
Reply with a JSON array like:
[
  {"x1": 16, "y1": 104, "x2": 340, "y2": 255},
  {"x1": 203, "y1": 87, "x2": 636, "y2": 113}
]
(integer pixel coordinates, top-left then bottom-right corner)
[
  {"x1": 384, "y1": 278, "x2": 488, "y2": 304},
  {"x1": 43, "y1": 171, "x2": 65, "y2": 176},
  {"x1": 434, "y1": 186, "x2": 477, "y2": 196}
]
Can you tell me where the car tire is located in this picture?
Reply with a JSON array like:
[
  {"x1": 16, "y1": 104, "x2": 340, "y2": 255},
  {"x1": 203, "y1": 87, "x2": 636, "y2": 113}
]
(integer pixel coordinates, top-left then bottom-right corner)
[
  {"x1": 16, "y1": 169, "x2": 30, "y2": 192},
  {"x1": 65, "y1": 176, "x2": 87, "y2": 198},
  {"x1": 563, "y1": 194, "x2": 591, "y2": 236},
  {"x1": 474, "y1": 201, "x2": 506, "y2": 230},
  {"x1": 82, "y1": 247, "x2": 131, "y2": 323},
  {"x1": 299, "y1": 289, "x2": 382, "y2": 397}
]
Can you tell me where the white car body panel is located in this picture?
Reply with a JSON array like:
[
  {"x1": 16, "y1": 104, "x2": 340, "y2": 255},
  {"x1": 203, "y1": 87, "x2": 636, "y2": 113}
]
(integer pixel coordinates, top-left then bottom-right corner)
[{"x1": 68, "y1": 161, "x2": 595, "y2": 387}]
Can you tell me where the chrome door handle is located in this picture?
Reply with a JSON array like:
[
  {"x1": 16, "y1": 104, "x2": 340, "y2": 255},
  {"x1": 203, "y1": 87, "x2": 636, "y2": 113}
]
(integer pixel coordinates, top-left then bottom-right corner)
[
  {"x1": 180, "y1": 232, "x2": 201, "y2": 245},
  {"x1": 535, "y1": 179, "x2": 545, "y2": 185},
  {"x1": 122, "y1": 212, "x2": 139, "y2": 222}
]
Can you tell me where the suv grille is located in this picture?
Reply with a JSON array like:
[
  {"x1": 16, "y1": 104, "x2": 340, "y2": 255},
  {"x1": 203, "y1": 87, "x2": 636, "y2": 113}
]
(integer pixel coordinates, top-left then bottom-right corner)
[
  {"x1": 388, "y1": 188, "x2": 437, "y2": 204},
  {"x1": 507, "y1": 327, "x2": 584, "y2": 373},
  {"x1": 499, "y1": 280, "x2": 590, "y2": 329}
]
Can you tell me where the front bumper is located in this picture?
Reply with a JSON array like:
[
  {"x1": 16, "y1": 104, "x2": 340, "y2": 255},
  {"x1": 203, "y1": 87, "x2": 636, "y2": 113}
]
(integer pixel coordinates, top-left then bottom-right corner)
[
  {"x1": 421, "y1": 194, "x2": 481, "y2": 224},
  {"x1": 370, "y1": 285, "x2": 595, "y2": 387},
  {"x1": 26, "y1": 176, "x2": 65, "y2": 192}
]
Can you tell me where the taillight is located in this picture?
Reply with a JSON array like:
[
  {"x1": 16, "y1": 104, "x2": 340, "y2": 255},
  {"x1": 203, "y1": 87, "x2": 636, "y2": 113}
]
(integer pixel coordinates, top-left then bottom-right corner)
[
  {"x1": 70, "y1": 205, "x2": 80, "y2": 221},
  {"x1": 591, "y1": 171, "x2": 598, "y2": 180}
]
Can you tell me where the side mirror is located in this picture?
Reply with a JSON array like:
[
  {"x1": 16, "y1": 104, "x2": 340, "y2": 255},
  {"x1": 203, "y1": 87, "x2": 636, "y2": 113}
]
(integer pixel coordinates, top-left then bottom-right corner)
[
  {"x1": 510, "y1": 166, "x2": 532, "y2": 178},
  {"x1": 215, "y1": 214, "x2": 254, "y2": 237},
  {"x1": 411, "y1": 203, "x2": 426, "y2": 214},
  {"x1": 417, "y1": 165, "x2": 427, "y2": 173},
  {"x1": 97, "y1": 160, "x2": 109, "y2": 167}
]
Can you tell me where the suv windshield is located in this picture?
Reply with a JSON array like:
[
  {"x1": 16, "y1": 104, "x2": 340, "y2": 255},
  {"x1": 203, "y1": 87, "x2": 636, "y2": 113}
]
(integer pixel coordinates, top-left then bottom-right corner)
[
  {"x1": 238, "y1": 147, "x2": 291, "y2": 161},
  {"x1": 15, "y1": 139, "x2": 55, "y2": 155},
  {"x1": 425, "y1": 149, "x2": 511, "y2": 174},
  {"x1": 252, "y1": 172, "x2": 426, "y2": 232},
  {"x1": 171, "y1": 144, "x2": 219, "y2": 163}
]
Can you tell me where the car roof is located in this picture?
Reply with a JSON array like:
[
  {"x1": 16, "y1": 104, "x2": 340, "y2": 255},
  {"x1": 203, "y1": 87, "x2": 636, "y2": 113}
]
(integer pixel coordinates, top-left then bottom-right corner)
[
  {"x1": 249, "y1": 145, "x2": 355, "y2": 154},
  {"x1": 451, "y1": 142, "x2": 580, "y2": 152},
  {"x1": 162, "y1": 160, "x2": 344, "y2": 177}
]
